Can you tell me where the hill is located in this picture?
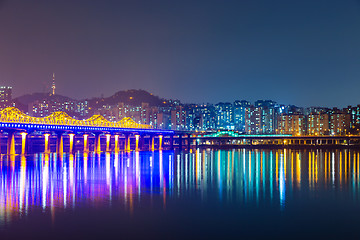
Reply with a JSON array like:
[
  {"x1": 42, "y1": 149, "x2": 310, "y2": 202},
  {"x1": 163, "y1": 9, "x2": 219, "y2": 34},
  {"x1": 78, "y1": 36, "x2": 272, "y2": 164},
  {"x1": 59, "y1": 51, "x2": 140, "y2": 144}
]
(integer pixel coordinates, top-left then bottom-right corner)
[
  {"x1": 14, "y1": 90, "x2": 176, "y2": 112},
  {"x1": 87, "y1": 89, "x2": 170, "y2": 107}
]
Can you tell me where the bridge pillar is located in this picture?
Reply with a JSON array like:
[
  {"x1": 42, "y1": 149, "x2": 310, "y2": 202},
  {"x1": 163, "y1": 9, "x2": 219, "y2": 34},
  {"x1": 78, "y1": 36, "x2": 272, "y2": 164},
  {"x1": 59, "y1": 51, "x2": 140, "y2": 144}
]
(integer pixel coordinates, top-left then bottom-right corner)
[
  {"x1": 114, "y1": 135, "x2": 119, "y2": 152},
  {"x1": 187, "y1": 134, "x2": 191, "y2": 149},
  {"x1": 7, "y1": 131, "x2": 16, "y2": 155},
  {"x1": 106, "y1": 134, "x2": 111, "y2": 152},
  {"x1": 124, "y1": 134, "x2": 131, "y2": 151},
  {"x1": 83, "y1": 134, "x2": 89, "y2": 152},
  {"x1": 135, "y1": 135, "x2": 140, "y2": 151},
  {"x1": 159, "y1": 135, "x2": 163, "y2": 150},
  {"x1": 94, "y1": 133, "x2": 101, "y2": 153},
  {"x1": 149, "y1": 135, "x2": 155, "y2": 151},
  {"x1": 56, "y1": 133, "x2": 64, "y2": 154},
  {"x1": 20, "y1": 132, "x2": 28, "y2": 155},
  {"x1": 69, "y1": 133, "x2": 75, "y2": 153},
  {"x1": 44, "y1": 133, "x2": 50, "y2": 153}
]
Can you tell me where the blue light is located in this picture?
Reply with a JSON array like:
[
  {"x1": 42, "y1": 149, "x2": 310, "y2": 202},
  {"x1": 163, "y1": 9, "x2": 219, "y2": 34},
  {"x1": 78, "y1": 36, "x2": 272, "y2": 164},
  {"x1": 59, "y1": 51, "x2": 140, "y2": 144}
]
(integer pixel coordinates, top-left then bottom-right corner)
[{"x1": 0, "y1": 122, "x2": 174, "y2": 135}]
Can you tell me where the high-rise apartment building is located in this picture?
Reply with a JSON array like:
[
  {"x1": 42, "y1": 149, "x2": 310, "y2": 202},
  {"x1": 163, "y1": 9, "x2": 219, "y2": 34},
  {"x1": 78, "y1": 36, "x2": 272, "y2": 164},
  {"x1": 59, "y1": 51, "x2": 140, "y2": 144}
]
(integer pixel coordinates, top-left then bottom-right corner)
[
  {"x1": 215, "y1": 102, "x2": 234, "y2": 130},
  {"x1": 233, "y1": 100, "x2": 250, "y2": 131},
  {"x1": 171, "y1": 106, "x2": 186, "y2": 130},
  {"x1": 245, "y1": 106, "x2": 261, "y2": 134},
  {"x1": 330, "y1": 112, "x2": 350, "y2": 135},
  {"x1": 277, "y1": 113, "x2": 306, "y2": 135},
  {"x1": 0, "y1": 86, "x2": 12, "y2": 109},
  {"x1": 344, "y1": 105, "x2": 360, "y2": 128},
  {"x1": 307, "y1": 113, "x2": 329, "y2": 135}
]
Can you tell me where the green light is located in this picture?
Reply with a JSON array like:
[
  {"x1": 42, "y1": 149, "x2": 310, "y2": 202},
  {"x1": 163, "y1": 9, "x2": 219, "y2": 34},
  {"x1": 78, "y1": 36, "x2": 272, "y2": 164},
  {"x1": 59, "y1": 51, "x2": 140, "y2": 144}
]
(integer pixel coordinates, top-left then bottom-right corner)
[{"x1": 203, "y1": 131, "x2": 292, "y2": 138}]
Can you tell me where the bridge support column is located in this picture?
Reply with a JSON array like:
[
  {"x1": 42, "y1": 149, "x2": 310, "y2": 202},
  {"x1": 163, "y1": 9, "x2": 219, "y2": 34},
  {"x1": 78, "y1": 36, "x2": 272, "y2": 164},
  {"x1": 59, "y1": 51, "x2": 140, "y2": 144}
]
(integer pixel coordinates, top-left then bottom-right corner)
[
  {"x1": 7, "y1": 131, "x2": 15, "y2": 155},
  {"x1": 44, "y1": 133, "x2": 50, "y2": 153},
  {"x1": 159, "y1": 135, "x2": 163, "y2": 150},
  {"x1": 149, "y1": 135, "x2": 155, "y2": 151},
  {"x1": 20, "y1": 132, "x2": 28, "y2": 155},
  {"x1": 135, "y1": 135, "x2": 140, "y2": 151},
  {"x1": 56, "y1": 133, "x2": 64, "y2": 154},
  {"x1": 83, "y1": 134, "x2": 89, "y2": 152},
  {"x1": 94, "y1": 133, "x2": 101, "y2": 153},
  {"x1": 106, "y1": 134, "x2": 111, "y2": 152},
  {"x1": 69, "y1": 134, "x2": 75, "y2": 153},
  {"x1": 124, "y1": 134, "x2": 131, "y2": 151},
  {"x1": 187, "y1": 134, "x2": 191, "y2": 149},
  {"x1": 114, "y1": 135, "x2": 119, "y2": 152}
]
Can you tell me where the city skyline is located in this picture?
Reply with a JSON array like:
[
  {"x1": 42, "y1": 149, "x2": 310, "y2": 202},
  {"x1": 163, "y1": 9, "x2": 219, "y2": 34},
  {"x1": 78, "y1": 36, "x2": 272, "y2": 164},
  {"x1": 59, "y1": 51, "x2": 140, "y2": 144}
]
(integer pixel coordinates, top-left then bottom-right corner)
[
  {"x1": 1, "y1": 0, "x2": 360, "y2": 107},
  {"x1": 6, "y1": 80, "x2": 360, "y2": 109},
  {"x1": 1, "y1": 85, "x2": 358, "y2": 136}
]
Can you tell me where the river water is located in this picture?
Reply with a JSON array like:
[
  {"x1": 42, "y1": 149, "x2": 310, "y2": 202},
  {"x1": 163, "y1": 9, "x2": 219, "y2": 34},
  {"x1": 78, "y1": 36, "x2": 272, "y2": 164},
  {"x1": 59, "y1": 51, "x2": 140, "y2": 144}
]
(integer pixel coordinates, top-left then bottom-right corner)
[{"x1": 0, "y1": 149, "x2": 360, "y2": 239}]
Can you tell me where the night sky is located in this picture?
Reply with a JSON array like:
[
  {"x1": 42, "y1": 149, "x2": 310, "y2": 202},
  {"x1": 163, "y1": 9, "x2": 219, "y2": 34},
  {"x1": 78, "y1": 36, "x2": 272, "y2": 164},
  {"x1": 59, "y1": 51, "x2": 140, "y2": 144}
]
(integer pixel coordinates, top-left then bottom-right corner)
[{"x1": 0, "y1": 0, "x2": 359, "y2": 107}]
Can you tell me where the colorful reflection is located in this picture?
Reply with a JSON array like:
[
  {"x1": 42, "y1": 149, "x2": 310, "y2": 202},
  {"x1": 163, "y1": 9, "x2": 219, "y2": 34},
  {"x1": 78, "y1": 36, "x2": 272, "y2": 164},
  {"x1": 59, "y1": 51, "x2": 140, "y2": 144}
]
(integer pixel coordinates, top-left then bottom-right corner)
[{"x1": 1, "y1": 149, "x2": 360, "y2": 226}]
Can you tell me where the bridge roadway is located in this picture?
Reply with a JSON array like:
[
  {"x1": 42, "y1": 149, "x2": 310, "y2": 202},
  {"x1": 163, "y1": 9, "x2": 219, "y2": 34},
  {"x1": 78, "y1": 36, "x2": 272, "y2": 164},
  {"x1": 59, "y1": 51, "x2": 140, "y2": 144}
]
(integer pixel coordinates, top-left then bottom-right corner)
[{"x1": 0, "y1": 122, "x2": 176, "y2": 155}]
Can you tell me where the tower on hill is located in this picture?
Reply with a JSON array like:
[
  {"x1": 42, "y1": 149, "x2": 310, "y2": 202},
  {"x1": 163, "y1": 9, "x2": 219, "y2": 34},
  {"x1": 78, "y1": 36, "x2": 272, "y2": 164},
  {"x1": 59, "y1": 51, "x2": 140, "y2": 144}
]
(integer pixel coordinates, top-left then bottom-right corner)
[{"x1": 51, "y1": 73, "x2": 56, "y2": 95}]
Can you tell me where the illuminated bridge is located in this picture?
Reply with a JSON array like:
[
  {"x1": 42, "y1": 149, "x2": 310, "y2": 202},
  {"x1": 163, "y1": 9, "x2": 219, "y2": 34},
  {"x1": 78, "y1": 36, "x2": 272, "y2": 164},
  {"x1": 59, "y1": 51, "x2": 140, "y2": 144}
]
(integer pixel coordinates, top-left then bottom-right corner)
[
  {"x1": 1, "y1": 108, "x2": 360, "y2": 155},
  {"x1": 0, "y1": 107, "x2": 174, "y2": 154}
]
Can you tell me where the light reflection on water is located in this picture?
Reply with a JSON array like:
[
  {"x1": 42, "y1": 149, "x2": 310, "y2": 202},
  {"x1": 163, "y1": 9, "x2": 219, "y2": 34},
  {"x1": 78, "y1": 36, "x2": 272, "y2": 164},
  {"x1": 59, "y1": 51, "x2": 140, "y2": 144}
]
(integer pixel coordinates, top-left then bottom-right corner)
[{"x1": 1, "y1": 148, "x2": 360, "y2": 229}]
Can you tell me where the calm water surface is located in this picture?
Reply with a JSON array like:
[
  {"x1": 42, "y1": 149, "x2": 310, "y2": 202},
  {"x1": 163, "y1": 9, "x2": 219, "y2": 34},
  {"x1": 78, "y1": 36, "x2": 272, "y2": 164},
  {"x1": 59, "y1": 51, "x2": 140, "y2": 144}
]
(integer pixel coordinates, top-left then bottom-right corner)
[{"x1": 1, "y1": 149, "x2": 360, "y2": 239}]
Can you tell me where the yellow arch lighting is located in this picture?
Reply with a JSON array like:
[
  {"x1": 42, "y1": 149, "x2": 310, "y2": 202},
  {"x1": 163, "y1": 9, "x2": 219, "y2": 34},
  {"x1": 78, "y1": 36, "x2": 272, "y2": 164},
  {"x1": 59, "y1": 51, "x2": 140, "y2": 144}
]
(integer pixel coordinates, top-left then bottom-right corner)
[{"x1": 0, "y1": 107, "x2": 152, "y2": 129}]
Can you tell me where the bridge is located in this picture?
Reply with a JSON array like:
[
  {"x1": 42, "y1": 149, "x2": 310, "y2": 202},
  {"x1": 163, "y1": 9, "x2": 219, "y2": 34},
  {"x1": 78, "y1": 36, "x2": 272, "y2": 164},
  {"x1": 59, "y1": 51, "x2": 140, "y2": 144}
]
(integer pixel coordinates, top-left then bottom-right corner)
[
  {"x1": 1, "y1": 108, "x2": 360, "y2": 155},
  {"x1": 189, "y1": 131, "x2": 360, "y2": 148},
  {"x1": 0, "y1": 107, "x2": 174, "y2": 154}
]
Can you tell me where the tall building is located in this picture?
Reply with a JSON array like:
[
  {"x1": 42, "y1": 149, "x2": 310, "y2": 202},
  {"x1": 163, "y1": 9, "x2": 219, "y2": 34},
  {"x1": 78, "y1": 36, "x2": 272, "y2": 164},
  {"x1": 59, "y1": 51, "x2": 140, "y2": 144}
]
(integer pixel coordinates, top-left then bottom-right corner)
[
  {"x1": 0, "y1": 86, "x2": 12, "y2": 109},
  {"x1": 307, "y1": 113, "x2": 329, "y2": 135},
  {"x1": 277, "y1": 113, "x2": 306, "y2": 135},
  {"x1": 260, "y1": 107, "x2": 275, "y2": 133},
  {"x1": 255, "y1": 100, "x2": 277, "y2": 134},
  {"x1": 215, "y1": 102, "x2": 234, "y2": 130},
  {"x1": 344, "y1": 105, "x2": 360, "y2": 128},
  {"x1": 185, "y1": 105, "x2": 197, "y2": 130},
  {"x1": 171, "y1": 106, "x2": 187, "y2": 130},
  {"x1": 245, "y1": 106, "x2": 261, "y2": 134},
  {"x1": 329, "y1": 111, "x2": 350, "y2": 135},
  {"x1": 233, "y1": 100, "x2": 250, "y2": 131},
  {"x1": 199, "y1": 105, "x2": 216, "y2": 130}
]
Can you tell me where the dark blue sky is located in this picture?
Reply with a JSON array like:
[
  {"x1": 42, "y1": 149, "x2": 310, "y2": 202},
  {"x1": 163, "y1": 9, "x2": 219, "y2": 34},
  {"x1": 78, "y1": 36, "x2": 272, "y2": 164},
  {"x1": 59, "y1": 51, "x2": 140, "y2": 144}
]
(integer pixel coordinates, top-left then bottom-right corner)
[{"x1": 0, "y1": 0, "x2": 359, "y2": 107}]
